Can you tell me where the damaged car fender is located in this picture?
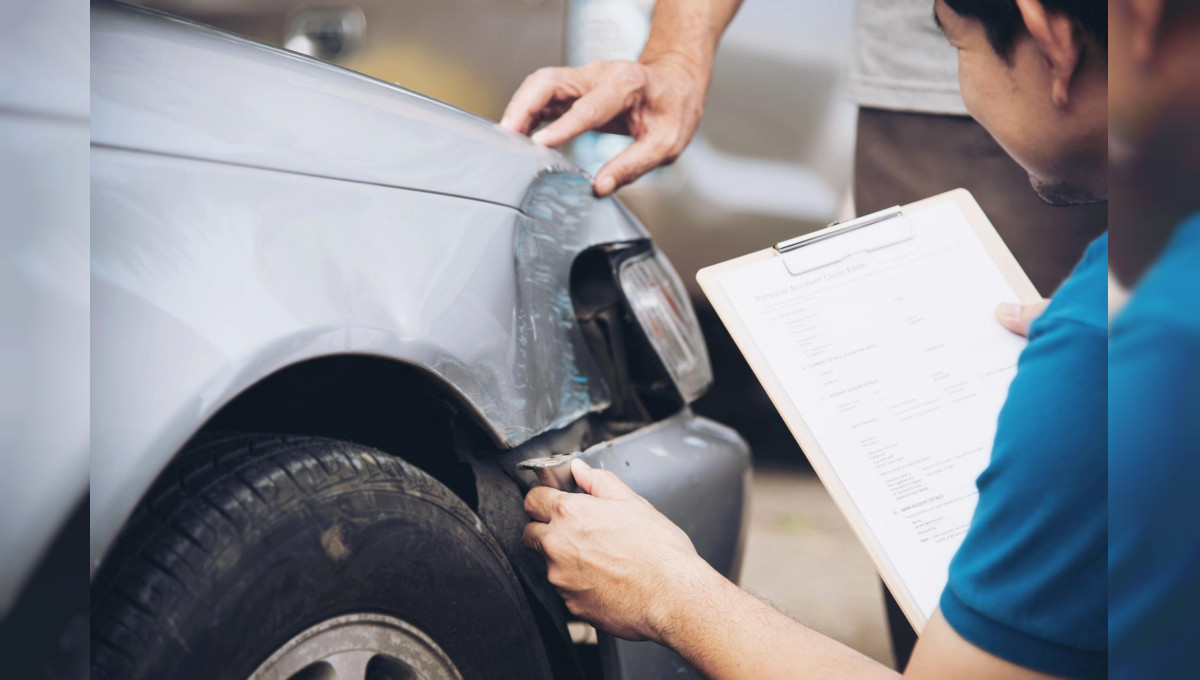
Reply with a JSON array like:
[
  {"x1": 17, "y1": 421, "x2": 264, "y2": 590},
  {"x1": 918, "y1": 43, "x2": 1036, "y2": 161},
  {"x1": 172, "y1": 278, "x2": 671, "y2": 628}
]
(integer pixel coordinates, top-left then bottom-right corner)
[{"x1": 91, "y1": 4, "x2": 652, "y2": 569}]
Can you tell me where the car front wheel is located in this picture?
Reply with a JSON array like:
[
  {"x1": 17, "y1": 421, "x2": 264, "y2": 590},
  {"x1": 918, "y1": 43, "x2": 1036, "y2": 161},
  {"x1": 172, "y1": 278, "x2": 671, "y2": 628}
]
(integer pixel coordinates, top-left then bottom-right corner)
[{"x1": 90, "y1": 434, "x2": 551, "y2": 680}]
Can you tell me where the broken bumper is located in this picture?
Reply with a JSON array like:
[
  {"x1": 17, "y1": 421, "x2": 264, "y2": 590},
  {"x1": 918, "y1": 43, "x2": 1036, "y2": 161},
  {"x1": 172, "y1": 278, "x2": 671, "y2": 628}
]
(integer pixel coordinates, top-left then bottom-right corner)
[{"x1": 519, "y1": 408, "x2": 751, "y2": 679}]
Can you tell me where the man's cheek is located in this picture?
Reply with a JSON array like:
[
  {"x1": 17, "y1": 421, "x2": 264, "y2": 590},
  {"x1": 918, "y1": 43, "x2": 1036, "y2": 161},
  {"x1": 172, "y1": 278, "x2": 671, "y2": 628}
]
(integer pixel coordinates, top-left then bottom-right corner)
[
  {"x1": 957, "y1": 59, "x2": 986, "y2": 123},
  {"x1": 958, "y1": 67, "x2": 1017, "y2": 163}
]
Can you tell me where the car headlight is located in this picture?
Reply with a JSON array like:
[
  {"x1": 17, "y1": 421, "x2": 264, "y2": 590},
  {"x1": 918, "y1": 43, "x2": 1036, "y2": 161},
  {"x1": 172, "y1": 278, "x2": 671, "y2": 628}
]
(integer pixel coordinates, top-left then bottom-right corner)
[{"x1": 618, "y1": 249, "x2": 712, "y2": 402}]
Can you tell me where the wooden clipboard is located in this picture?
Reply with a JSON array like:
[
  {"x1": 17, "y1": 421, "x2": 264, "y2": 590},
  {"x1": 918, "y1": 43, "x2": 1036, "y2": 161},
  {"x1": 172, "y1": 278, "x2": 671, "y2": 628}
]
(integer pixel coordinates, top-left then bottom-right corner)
[{"x1": 697, "y1": 188, "x2": 1039, "y2": 631}]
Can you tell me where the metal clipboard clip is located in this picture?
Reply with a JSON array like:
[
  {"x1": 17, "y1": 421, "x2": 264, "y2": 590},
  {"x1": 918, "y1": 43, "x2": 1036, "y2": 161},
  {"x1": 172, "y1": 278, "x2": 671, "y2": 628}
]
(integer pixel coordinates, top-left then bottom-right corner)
[{"x1": 773, "y1": 205, "x2": 914, "y2": 276}]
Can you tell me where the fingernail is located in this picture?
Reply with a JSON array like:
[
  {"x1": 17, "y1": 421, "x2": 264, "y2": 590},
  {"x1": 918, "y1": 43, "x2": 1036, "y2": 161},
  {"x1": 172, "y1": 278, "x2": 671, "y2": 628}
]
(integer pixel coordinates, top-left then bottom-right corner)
[
  {"x1": 996, "y1": 303, "x2": 1021, "y2": 321},
  {"x1": 531, "y1": 130, "x2": 551, "y2": 146},
  {"x1": 499, "y1": 116, "x2": 512, "y2": 129},
  {"x1": 570, "y1": 458, "x2": 591, "y2": 471},
  {"x1": 595, "y1": 175, "x2": 615, "y2": 195}
]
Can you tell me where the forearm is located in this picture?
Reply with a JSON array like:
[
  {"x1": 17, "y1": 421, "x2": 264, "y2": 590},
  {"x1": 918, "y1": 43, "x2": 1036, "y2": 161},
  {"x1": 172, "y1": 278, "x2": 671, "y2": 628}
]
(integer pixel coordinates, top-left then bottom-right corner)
[
  {"x1": 639, "y1": 0, "x2": 743, "y2": 75},
  {"x1": 656, "y1": 564, "x2": 899, "y2": 680}
]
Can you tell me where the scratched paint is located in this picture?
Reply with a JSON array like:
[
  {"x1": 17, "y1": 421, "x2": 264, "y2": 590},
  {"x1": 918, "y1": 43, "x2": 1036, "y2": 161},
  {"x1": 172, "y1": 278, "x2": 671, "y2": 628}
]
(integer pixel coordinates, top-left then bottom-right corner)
[{"x1": 509, "y1": 171, "x2": 613, "y2": 438}]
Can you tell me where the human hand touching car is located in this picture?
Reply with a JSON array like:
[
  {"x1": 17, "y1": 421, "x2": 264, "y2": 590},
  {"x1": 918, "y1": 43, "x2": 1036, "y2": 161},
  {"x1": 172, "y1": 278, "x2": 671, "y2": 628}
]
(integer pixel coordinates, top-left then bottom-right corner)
[
  {"x1": 522, "y1": 459, "x2": 719, "y2": 643},
  {"x1": 500, "y1": 55, "x2": 707, "y2": 197},
  {"x1": 499, "y1": 0, "x2": 745, "y2": 197}
]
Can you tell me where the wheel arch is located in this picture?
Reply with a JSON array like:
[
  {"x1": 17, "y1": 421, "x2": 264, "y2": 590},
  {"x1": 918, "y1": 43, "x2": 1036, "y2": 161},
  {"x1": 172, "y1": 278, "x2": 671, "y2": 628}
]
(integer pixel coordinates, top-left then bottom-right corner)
[
  {"x1": 175, "y1": 353, "x2": 497, "y2": 517},
  {"x1": 144, "y1": 353, "x2": 589, "y2": 679}
]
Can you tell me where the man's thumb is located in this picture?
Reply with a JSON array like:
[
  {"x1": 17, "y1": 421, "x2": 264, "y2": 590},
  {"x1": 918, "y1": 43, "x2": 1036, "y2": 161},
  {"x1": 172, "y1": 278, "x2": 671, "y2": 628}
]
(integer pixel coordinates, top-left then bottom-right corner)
[
  {"x1": 995, "y1": 299, "x2": 1050, "y2": 337},
  {"x1": 570, "y1": 459, "x2": 634, "y2": 499}
]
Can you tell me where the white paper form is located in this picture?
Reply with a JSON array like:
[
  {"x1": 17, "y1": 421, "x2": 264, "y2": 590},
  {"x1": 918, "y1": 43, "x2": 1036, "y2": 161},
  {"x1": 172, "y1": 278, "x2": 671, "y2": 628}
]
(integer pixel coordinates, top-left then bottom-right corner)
[{"x1": 716, "y1": 201, "x2": 1027, "y2": 618}]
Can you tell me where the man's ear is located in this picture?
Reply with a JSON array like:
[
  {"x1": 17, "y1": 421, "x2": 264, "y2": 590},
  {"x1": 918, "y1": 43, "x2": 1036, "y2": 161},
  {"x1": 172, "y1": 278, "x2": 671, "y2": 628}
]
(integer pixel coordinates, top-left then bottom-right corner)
[{"x1": 1014, "y1": 0, "x2": 1083, "y2": 108}]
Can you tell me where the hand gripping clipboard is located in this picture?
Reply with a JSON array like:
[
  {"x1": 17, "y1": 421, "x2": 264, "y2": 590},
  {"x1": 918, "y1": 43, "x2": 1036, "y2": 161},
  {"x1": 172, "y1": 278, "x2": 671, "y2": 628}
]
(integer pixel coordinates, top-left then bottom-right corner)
[{"x1": 697, "y1": 189, "x2": 1039, "y2": 631}]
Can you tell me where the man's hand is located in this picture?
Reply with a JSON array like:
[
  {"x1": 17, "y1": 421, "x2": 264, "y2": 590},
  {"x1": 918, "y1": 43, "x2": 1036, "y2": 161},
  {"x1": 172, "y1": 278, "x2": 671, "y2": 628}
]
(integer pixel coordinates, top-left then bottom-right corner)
[
  {"x1": 500, "y1": 55, "x2": 708, "y2": 196},
  {"x1": 522, "y1": 459, "x2": 714, "y2": 641},
  {"x1": 995, "y1": 299, "x2": 1050, "y2": 337},
  {"x1": 499, "y1": 0, "x2": 745, "y2": 195},
  {"x1": 522, "y1": 463, "x2": 1039, "y2": 680}
]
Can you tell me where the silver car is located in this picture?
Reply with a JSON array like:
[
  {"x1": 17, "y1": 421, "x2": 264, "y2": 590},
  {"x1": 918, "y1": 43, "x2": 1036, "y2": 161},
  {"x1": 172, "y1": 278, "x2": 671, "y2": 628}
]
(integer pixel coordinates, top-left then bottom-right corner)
[{"x1": 83, "y1": 2, "x2": 748, "y2": 679}]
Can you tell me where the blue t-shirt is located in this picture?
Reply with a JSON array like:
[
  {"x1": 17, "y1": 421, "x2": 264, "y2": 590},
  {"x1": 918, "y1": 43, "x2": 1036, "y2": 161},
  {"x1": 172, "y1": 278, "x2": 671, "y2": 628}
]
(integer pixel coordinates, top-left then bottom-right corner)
[
  {"x1": 940, "y1": 234, "x2": 1108, "y2": 678},
  {"x1": 1109, "y1": 214, "x2": 1200, "y2": 678}
]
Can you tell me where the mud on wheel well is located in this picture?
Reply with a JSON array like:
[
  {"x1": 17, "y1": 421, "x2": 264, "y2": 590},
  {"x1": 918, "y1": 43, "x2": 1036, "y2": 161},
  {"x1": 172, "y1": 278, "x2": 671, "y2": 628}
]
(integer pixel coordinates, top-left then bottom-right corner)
[{"x1": 185, "y1": 355, "x2": 497, "y2": 511}]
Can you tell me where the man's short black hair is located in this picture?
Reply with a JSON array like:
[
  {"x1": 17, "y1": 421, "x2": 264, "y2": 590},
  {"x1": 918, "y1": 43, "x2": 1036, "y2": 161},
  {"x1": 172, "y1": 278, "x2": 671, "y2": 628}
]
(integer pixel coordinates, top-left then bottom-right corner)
[{"x1": 943, "y1": 0, "x2": 1107, "y2": 59}]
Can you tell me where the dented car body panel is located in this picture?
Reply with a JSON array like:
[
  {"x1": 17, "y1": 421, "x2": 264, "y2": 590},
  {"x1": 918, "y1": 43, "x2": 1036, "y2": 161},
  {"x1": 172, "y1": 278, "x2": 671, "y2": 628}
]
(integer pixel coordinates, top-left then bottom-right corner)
[
  {"x1": 504, "y1": 408, "x2": 750, "y2": 678},
  {"x1": 91, "y1": 3, "x2": 655, "y2": 567},
  {"x1": 89, "y1": 3, "x2": 748, "y2": 679},
  {"x1": 90, "y1": 151, "x2": 647, "y2": 565},
  {"x1": 0, "y1": 0, "x2": 90, "y2": 618}
]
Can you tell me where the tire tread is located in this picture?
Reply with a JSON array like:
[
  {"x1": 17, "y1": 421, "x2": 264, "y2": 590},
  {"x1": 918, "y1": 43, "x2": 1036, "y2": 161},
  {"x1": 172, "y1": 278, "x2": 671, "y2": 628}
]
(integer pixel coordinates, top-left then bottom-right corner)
[{"x1": 91, "y1": 434, "x2": 502, "y2": 680}]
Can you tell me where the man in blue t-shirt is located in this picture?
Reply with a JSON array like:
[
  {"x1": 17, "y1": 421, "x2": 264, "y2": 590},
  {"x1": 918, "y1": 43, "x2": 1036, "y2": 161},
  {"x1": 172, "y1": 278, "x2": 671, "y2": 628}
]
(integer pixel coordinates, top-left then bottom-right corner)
[
  {"x1": 1108, "y1": 217, "x2": 1200, "y2": 678},
  {"x1": 1104, "y1": 3, "x2": 1200, "y2": 678},
  {"x1": 507, "y1": 1, "x2": 1110, "y2": 678}
]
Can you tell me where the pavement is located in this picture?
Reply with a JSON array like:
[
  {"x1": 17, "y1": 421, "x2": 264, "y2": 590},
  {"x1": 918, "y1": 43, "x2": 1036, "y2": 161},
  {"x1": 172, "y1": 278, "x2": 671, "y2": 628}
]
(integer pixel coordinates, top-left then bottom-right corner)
[{"x1": 738, "y1": 462, "x2": 894, "y2": 667}]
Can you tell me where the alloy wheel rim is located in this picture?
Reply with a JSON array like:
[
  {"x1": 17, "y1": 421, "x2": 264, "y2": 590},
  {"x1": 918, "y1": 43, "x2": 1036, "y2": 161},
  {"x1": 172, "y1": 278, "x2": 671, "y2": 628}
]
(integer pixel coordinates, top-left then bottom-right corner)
[{"x1": 248, "y1": 613, "x2": 463, "y2": 680}]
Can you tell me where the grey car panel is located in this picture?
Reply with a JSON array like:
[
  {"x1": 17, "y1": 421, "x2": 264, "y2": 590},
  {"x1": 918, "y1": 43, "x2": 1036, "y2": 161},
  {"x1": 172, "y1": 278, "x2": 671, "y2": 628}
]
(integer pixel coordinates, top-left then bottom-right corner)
[
  {"x1": 0, "y1": 115, "x2": 90, "y2": 616},
  {"x1": 0, "y1": 0, "x2": 90, "y2": 617},
  {"x1": 91, "y1": 1, "x2": 570, "y2": 210},
  {"x1": 90, "y1": 2, "x2": 659, "y2": 570},
  {"x1": 0, "y1": 0, "x2": 88, "y2": 119},
  {"x1": 91, "y1": 146, "x2": 645, "y2": 568}
]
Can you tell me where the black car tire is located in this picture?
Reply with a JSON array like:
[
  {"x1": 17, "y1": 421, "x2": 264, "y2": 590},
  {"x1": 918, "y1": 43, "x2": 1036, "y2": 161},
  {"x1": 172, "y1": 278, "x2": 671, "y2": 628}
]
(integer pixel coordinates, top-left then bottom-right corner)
[{"x1": 90, "y1": 434, "x2": 551, "y2": 680}]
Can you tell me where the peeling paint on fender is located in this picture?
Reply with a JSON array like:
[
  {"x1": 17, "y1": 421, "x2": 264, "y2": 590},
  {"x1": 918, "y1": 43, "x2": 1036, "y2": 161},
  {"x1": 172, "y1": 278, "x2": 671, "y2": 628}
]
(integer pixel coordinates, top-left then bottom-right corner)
[{"x1": 510, "y1": 171, "x2": 613, "y2": 438}]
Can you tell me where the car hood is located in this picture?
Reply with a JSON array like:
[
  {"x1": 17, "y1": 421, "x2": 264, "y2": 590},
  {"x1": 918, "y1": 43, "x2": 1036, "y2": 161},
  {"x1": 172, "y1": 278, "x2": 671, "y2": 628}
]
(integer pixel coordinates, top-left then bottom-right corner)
[{"x1": 92, "y1": 1, "x2": 572, "y2": 209}]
